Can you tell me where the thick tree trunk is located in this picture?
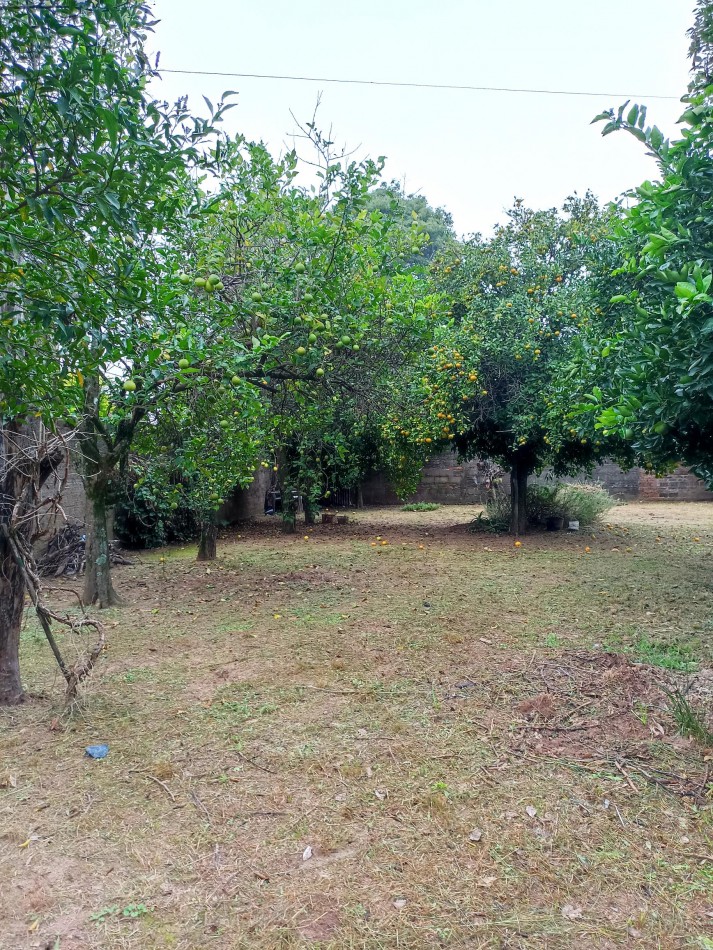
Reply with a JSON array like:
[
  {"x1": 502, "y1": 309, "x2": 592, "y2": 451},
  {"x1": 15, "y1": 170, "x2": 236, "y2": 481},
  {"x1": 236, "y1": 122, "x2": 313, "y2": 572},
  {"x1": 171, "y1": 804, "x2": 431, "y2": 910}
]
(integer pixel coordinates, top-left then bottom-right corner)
[
  {"x1": 79, "y1": 379, "x2": 124, "y2": 608},
  {"x1": 510, "y1": 462, "x2": 529, "y2": 536},
  {"x1": 82, "y1": 482, "x2": 122, "y2": 607},
  {"x1": 197, "y1": 521, "x2": 218, "y2": 561},
  {"x1": 0, "y1": 533, "x2": 25, "y2": 705},
  {"x1": 357, "y1": 485, "x2": 364, "y2": 509},
  {"x1": 0, "y1": 418, "x2": 78, "y2": 703}
]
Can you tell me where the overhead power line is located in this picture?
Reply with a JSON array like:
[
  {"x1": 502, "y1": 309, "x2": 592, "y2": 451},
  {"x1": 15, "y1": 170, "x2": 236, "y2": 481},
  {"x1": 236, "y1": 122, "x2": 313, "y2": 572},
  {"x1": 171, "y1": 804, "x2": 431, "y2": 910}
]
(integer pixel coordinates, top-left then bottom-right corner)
[{"x1": 159, "y1": 67, "x2": 679, "y2": 101}]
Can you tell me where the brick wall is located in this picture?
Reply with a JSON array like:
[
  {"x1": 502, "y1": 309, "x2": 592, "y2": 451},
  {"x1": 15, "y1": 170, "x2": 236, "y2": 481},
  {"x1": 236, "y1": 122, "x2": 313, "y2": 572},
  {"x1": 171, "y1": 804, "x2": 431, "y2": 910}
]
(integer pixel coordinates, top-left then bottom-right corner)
[{"x1": 362, "y1": 452, "x2": 713, "y2": 506}]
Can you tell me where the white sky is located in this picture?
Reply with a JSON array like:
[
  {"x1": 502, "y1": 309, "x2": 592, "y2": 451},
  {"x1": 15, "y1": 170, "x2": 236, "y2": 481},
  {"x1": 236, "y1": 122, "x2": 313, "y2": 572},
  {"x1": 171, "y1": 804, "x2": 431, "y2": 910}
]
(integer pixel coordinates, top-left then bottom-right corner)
[{"x1": 147, "y1": 0, "x2": 693, "y2": 237}]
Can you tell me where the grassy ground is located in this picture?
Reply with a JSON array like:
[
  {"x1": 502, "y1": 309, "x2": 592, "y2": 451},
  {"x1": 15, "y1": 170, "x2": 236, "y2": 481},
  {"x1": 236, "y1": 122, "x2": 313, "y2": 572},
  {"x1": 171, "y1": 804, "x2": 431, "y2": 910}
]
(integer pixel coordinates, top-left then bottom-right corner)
[{"x1": 1, "y1": 502, "x2": 712, "y2": 949}]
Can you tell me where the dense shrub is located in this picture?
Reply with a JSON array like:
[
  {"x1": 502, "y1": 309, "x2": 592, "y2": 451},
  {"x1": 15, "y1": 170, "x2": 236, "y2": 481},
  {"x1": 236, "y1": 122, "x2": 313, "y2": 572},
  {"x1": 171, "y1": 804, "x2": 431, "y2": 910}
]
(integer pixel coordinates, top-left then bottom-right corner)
[
  {"x1": 401, "y1": 502, "x2": 441, "y2": 512},
  {"x1": 526, "y1": 485, "x2": 561, "y2": 524},
  {"x1": 476, "y1": 482, "x2": 616, "y2": 532},
  {"x1": 553, "y1": 483, "x2": 617, "y2": 526}
]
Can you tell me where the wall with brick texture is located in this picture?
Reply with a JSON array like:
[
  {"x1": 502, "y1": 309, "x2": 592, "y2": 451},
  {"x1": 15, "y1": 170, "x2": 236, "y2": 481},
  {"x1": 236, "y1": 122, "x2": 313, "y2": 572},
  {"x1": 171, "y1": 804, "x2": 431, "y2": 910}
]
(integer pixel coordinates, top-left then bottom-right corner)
[{"x1": 361, "y1": 452, "x2": 713, "y2": 506}]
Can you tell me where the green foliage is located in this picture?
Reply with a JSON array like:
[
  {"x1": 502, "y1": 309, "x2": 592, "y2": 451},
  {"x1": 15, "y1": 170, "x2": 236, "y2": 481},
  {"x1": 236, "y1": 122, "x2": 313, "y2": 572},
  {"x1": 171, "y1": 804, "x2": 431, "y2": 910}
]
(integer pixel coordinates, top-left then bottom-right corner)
[
  {"x1": 555, "y1": 483, "x2": 617, "y2": 524},
  {"x1": 160, "y1": 130, "x2": 440, "y2": 529},
  {"x1": 89, "y1": 903, "x2": 149, "y2": 924},
  {"x1": 114, "y1": 466, "x2": 196, "y2": 550},
  {"x1": 473, "y1": 494, "x2": 511, "y2": 533},
  {"x1": 587, "y1": 8, "x2": 713, "y2": 487},
  {"x1": 385, "y1": 196, "x2": 629, "y2": 529},
  {"x1": 525, "y1": 482, "x2": 616, "y2": 526},
  {"x1": 525, "y1": 485, "x2": 562, "y2": 524},
  {"x1": 401, "y1": 502, "x2": 441, "y2": 511},
  {"x1": 66, "y1": 117, "x2": 436, "y2": 551},
  {"x1": 0, "y1": 0, "x2": 230, "y2": 420},
  {"x1": 364, "y1": 181, "x2": 455, "y2": 266},
  {"x1": 633, "y1": 636, "x2": 698, "y2": 673}
]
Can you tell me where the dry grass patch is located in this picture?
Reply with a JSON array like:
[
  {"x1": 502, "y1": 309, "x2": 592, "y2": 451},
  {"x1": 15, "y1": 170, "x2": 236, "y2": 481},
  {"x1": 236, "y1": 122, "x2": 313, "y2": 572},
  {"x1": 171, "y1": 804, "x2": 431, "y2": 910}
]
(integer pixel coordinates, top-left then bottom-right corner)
[{"x1": 1, "y1": 504, "x2": 712, "y2": 948}]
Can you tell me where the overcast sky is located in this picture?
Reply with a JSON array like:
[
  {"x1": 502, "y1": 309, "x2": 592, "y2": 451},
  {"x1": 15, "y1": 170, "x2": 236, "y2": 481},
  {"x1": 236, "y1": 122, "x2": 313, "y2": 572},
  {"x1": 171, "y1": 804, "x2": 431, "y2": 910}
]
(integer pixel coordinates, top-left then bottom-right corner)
[{"x1": 147, "y1": 1, "x2": 693, "y2": 237}]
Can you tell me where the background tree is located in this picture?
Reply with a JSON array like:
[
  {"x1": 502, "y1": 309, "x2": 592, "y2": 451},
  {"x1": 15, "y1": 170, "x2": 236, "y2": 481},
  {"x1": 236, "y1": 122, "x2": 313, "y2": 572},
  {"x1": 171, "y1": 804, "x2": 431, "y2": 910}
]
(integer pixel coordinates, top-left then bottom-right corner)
[
  {"x1": 82, "y1": 125, "x2": 438, "y2": 575},
  {"x1": 365, "y1": 181, "x2": 455, "y2": 267},
  {"x1": 586, "y1": 1, "x2": 713, "y2": 486},
  {"x1": 384, "y1": 197, "x2": 629, "y2": 533}
]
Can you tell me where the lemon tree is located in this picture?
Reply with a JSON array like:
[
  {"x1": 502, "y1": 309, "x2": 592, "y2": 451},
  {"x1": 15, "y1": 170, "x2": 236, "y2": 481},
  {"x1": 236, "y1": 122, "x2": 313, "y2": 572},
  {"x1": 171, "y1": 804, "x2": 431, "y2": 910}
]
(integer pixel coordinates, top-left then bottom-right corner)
[
  {"x1": 155, "y1": 134, "x2": 436, "y2": 541},
  {"x1": 95, "y1": 129, "x2": 435, "y2": 563}
]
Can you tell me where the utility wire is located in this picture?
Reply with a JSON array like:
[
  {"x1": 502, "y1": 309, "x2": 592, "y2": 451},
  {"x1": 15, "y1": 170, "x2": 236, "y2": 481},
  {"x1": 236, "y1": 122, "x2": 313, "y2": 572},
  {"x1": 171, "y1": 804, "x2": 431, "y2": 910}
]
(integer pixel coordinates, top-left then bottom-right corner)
[{"x1": 159, "y1": 67, "x2": 679, "y2": 101}]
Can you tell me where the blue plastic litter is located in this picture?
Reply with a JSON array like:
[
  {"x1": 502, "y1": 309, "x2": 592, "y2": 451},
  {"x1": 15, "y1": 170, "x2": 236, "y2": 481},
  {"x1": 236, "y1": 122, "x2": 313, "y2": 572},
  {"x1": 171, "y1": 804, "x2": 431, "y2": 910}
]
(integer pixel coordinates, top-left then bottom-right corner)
[{"x1": 85, "y1": 744, "x2": 109, "y2": 759}]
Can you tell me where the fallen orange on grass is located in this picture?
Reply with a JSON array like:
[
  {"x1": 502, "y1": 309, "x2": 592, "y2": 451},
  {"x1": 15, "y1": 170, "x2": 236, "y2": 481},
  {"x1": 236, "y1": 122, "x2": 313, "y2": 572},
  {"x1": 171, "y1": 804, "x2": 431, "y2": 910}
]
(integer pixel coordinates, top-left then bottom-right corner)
[{"x1": 514, "y1": 541, "x2": 522, "y2": 548}]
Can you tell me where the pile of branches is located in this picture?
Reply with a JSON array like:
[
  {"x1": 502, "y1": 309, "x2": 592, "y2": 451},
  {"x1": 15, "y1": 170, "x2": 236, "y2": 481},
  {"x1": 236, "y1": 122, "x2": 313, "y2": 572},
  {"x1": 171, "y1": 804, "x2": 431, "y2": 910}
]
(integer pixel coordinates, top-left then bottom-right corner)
[{"x1": 37, "y1": 523, "x2": 132, "y2": 577}]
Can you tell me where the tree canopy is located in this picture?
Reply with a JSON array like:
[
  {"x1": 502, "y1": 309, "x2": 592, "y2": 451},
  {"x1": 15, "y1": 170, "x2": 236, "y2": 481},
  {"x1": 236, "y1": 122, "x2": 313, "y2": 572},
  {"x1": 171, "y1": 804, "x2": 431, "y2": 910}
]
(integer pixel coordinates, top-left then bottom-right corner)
[
  {"x1": 382, "y1": 196, "x2": 629, "y2": 532},
  {"x1": 584, "y1": 0, "x2": 713, "y2": 487},
  {"x1": 364, "y1": 181, "x2": 455, "y2": 267}
]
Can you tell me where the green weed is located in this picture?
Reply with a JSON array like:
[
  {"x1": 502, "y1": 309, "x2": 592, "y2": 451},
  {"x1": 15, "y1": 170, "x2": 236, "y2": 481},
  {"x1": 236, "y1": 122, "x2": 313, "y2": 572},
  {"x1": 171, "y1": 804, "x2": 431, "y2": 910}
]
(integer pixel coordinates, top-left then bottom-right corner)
[
  {"x1": 634, "y1": 635, "x2": 697, "y2": 672},
  {"x1": 663, "y1": 686, "x2": 713, "y2": 744}
]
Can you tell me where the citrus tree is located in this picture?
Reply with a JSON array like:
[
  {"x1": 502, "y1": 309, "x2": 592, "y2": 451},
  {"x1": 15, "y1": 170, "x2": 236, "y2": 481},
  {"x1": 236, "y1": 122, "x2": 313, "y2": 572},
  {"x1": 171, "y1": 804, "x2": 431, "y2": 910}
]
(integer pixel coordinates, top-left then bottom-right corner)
[
  {"x1": 171, "y1": 136, "x2": 436, "y2": 539},
  {"x1": 384, "y1": 197, "x2": 629, "y2": 533},
  {"x1": 585, "y1": 2, "x2": 713, "y2": 486},
  {"x1": 85, "y1": 128, "x2": 437, "y2": 572},
  {"x1": 0, "y1": 0, "x2": 230, "y2": 702}
]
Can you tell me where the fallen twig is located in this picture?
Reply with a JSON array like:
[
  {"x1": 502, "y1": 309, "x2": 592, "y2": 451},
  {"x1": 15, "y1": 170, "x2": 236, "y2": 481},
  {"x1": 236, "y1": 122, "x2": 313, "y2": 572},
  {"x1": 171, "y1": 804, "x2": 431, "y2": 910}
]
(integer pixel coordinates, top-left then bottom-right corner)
[
  {"x1": 235, "y1": 751, "x2": 276, "y2": 774},
  {"x1": 144, "y1": 774, "x2": 176, "y2": 801},
  {"x1": 293, "y1": 684, "x2": 357, "y2": 695},
  {"x1": 190, "y1": 790, "x2": 212, "y2": 824},
  {"x1": 615, "y1": 760, "x2": 638, "y2": 792}
]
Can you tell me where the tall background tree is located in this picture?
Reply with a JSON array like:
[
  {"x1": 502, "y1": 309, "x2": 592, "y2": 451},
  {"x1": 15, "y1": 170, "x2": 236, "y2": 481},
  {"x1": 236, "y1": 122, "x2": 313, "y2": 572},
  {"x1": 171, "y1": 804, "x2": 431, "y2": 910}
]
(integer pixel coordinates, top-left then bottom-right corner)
[{"x1": 365, "y1": 181, "x2": 455, "y2": 267}]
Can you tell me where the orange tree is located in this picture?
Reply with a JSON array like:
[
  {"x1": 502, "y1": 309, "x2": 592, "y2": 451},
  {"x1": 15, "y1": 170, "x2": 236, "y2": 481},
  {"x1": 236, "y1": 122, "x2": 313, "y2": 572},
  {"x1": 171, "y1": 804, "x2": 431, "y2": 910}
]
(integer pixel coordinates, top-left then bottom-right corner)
[{"x1": 383, "y1": 196, "x2": 631, "y2": 533}]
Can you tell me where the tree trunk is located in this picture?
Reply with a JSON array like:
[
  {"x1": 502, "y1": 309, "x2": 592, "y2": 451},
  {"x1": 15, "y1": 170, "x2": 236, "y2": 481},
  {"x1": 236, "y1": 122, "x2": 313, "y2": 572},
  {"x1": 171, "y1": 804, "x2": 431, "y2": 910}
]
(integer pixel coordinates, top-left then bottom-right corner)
[
  {"x1": 357, "y1": 485, "x2": 364, "y2": 509},
  {"x1": 0, "y1": 532, "x2": 25, "y2": 705},
  {"x1": 281, "y1": 485, "x2": 297, "y2": 533},
  {"x1": 79, "y1": 379, "x2": 124, "y2": 608},
  {"x1": 197, "y1": 521, "x2": 218, "y2": 561},
  {"x1": 510, "y1": 462, "x2": 529, "y2": 536},
  {"x1": 304, "y1": 494, "x2": 316, "y2": 525},
  {"x1": 82, "y1": 481, "x2": 122, "y2": 607},
  {"x1": 0, "y1": 418, "x2": 76, "y2": 704}
]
